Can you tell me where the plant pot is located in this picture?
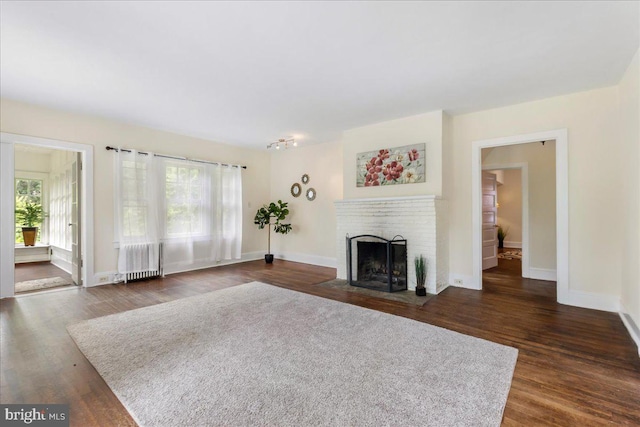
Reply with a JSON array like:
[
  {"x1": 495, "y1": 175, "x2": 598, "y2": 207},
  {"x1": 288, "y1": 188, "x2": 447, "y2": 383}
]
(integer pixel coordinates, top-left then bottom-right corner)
[
  {"x1": 415, "y1": 287, "x2": 427, "y2": 296},
  {"x1": 498, "y1": 240, "x2": 504, "y2": 249},
  {"x1": 264, "y1": 254, "x2": 274, "y2": 264},
  {"x1": 21, "y1": 227, "x2": 38, "y2": 247}
]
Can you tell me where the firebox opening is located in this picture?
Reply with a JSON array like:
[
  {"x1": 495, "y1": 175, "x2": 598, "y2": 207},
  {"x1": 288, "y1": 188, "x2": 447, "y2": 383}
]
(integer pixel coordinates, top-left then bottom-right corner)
[{"x1": 346, "y1": 235, "x2": 407, "y2": 293}]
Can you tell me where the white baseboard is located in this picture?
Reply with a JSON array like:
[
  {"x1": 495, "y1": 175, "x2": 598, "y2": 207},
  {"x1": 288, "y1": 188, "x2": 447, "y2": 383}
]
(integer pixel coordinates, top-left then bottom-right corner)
[
  {"x1": 90, "y1": 271, "x2": 118, "y2": 287},
  {"x1": 90, "y1": 251, "x2": 266, "y2": 288},
  {"x1": 619, "y1": 301, "x2": 640, "y2": 357},
  {"x1": 164, "y1": 251, "x2": 264, "y2": 276},
  {"x1": 436, "y1": 282, "x2": 450, "y2": 294},
  {"x1": 503, "y1": 241, "x2": 522, "y2": 249},
  {"x1": 51, "y1": 257, "x2": 72, "y2": 274},
  {"x1": 528, "y1": 267, "x2": 557, "y2": 281},
  {"x1": 563, "y1": 289, "x2": 620, "y2": 312},
  {"x1": 274, "y1": 252, "x2": 337, "y2": 269},
  {"x1": 51, "y1": 246, "x2": 72, "y2": 273},
  {"x1": 15, "y1": 245, "x2": 51, "y2": 263},
  {"x1": 449, "y1": 273, "x2": 478, "y2": 290}
]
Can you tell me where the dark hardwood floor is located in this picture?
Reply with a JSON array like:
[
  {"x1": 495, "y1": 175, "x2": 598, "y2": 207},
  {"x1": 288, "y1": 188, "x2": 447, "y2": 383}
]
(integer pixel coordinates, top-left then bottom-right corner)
[
  {"x1": 15, "y1": 261, "x2": 73, "y2": 284},
  {"x1": 1, "y1": 259, "x2": 639, "y2": 426}
]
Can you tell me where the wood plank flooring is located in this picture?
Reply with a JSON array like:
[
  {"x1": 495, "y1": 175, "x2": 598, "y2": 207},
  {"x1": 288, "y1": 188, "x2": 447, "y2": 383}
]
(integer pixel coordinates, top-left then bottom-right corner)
[
  {"x1": 14, "y1": 261, "x2": 73, "y2": 284},
  {"x1": 1, "y1": 259, "x2": 639, "y2": 426}
]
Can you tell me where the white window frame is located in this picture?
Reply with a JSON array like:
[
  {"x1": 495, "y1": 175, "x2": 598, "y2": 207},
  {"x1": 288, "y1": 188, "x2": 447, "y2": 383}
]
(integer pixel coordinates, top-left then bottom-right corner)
[{"x1": 14, "y1": 171, "x2": 49, "y2": 245}]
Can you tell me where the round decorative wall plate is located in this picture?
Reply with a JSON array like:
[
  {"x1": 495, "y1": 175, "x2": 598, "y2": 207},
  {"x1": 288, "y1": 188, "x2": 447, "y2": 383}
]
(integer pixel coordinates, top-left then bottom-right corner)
[
  {"x1": 301, "y1": 174, "x2": 310, "y2": 184},
  {"x1": 291, "y1": 183, "x2": 302, "y2": 197},
  {"x1": 306, "y1": 187, "x2": 316, "y2": 201}
]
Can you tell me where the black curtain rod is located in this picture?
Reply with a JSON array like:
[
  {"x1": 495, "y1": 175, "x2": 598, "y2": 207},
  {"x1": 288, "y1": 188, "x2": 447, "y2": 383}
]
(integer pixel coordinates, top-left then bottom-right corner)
[{"x1": 105, "y1": 146, "x2": 247, "y2": 169}]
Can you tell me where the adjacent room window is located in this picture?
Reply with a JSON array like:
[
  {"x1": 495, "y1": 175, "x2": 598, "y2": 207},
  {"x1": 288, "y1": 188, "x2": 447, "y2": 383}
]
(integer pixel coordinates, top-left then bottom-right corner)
[{"x1": 14, "y1": 177, "x2": 44, "y2": 243}]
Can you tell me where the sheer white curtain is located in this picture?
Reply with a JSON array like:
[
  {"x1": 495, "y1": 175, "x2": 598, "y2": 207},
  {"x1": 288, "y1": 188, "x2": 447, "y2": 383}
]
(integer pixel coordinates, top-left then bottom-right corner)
[
  {"x1": 210, "y1": 164, "x2": 242, "y2": 261},
  {"x1": 157, "y1": 158, "x2": 243, "y2": 271},
  {"x1": 113, "y1": 149, "x2": 160, "y2": 276}
]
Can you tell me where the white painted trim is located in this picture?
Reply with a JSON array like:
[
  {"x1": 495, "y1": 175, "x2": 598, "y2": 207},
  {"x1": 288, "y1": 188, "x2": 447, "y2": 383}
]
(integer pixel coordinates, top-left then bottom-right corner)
[
  {"x1": 472, "y1": 129, "x2": 569, "y2": 304},
  {"x1": 449, "y1": 273, "x2": 475, "y2": 290},
  {"x1": 619, "y1": 301, "x2": 640, "y2": 356},
  {"x1": 13, "y1": 285, "x2": 78, "y2": 297},
  {"x1": 483, "y1": 162, "x2": 529, "y2": 278},
  {"x1": 555, "y1": 131, "x2": 569, "y2": 304},
  {"x1": 14, "y1": 170, "x2": 50, "y2": 244},
  {"x1": 163, "y1": 251, "x2": 264, "y2": 276},
  {"x1": 51, "y1": 247, "x2": 73, "y2": 274},
  {"x1": 0, "y1": 142, "x2": 15, "y2": 298},
  {"x1": 564, "y1": 290, "x2": 620, "y2": 313},
  {"x1": 528, "y1": 267, "x2": 557, "y2": 281},
  {"x1": 274, "y1": 252, "x2": 337, "y2": 269},
  {"x1": 92, "y1": 271, "x2": 118, "y2": 286},
  {"x1": 503, "y1": 241, "x2": 522, "y2": 248},
  {"x1": 335, "y1": 195, "x2": 438, "y2": 204},
  {"x1": 15, "y1": 247, "x2": 51, "y2": 263},
  {"x1": 436, "y1": 282, "x2": 450, "y2": 294},
  {"x1": 94, "y1": 251, "x2": 336, "y2": 286},
  {"x1": 0, "y1": 132, "x2": 95, "y2": 295}
]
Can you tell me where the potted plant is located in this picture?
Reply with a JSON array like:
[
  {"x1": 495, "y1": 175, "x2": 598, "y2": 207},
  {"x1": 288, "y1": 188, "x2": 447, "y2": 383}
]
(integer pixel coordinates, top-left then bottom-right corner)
[
  {"x1": 254, "y1": 200, "x2": 292, "y2": 264},
  {"x1": 497, "y1": 225, "x2": 509, "y2": 249},
  {"x1": 415, "y1": 255, "x2": 427, "y2": 296},
  {"x1": 15, "y1": 198, "x2": 47, "y2": 247}
]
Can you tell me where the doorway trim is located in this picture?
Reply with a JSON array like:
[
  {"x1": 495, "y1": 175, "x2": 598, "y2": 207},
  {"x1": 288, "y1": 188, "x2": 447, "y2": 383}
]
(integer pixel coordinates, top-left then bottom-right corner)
[
  {"x1": 0, "y1": 132, "x2": 94, "y2": 298},
  {"x1": 471, "y1": 129, "x2": 568, "y2": 304},
  {"x1": 482, "y1": 163, "x2": 529, "y2": 279}
]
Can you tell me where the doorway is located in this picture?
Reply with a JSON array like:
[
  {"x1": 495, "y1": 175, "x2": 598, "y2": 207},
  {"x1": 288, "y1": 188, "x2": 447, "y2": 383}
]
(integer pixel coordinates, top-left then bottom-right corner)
[
  {"x1": 471, "y1": 129, "x2": 569, "y2": 304},
  {"x1": 0, "y1": 133, "x2": 94, "y2": 299},
  {"x1": 481, "y1": 163, "x2": 529, "y2": 279},
  {"x1": 13, "y1": 144, "x2": 82, "y2": 294}
]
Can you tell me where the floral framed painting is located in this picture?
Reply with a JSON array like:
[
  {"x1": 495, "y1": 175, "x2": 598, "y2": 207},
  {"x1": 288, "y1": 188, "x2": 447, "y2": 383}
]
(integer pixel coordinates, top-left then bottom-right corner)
[{"x1": 356, "y1": 143, "x2": 425, "y2": 187}]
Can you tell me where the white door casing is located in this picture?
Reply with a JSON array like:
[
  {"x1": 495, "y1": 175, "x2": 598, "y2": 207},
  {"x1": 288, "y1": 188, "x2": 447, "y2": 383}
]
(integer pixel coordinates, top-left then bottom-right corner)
[
  {"x1": 0, "y1": 132, "x2": 94, "y2": 298},
  {"x1": 70, "y1": 153, "x2": 82, "y2": 285},
  {"x1": 482, "y1": 171, "x2": 498, "y2": 270},
  {"x1": 471, "y1": 128, "x2": 568, "y2": 305},
  {"x1": 0, "y1": 142, "x2": 15, "y2": 298}
]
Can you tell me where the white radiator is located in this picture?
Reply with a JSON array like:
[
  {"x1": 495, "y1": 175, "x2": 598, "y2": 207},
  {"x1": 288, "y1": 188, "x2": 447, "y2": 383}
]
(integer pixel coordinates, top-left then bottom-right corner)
[
  {"x1": 122, "y1": 243, "x2": 164, "y2": 283},
  {"x1": 125, "y1": 268, "x2": 162, "y2": 283}
]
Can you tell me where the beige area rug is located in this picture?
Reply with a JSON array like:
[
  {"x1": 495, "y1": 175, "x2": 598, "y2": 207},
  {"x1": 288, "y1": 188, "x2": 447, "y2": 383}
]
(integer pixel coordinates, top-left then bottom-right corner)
[
  {"x1": 67, "y1": 282, "x2": 518, "y2": 427},
  {"x1": 316, "y1": 278, "x2": 434, "y2": 306},
  {"x1": 15, "y1": 276, "x2": 72, "y2": 293}
]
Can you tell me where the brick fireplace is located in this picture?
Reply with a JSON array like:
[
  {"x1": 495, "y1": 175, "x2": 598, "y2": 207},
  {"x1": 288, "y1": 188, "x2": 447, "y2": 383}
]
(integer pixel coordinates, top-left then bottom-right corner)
[{"x1": 335, "y1": 195, "x2": 449, "y2": 294}]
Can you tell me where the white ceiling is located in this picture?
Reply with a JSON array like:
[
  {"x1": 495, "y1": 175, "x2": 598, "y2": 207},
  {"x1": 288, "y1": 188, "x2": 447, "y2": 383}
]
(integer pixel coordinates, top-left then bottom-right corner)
[{"x1": 1, "y1": 1, "x2": 638, "y2": 149}]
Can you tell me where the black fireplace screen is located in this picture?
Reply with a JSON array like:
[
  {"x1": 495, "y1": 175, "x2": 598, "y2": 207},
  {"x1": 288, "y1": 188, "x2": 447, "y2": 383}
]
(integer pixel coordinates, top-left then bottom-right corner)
[{"x1": 346, "y1": 234, "x2": 407, "y2": 293}]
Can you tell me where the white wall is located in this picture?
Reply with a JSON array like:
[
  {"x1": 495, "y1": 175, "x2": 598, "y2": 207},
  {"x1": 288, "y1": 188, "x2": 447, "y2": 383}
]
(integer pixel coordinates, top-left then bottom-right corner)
[
  {"x1": 450, "y1": 86, "x2": 621, "y2": 301},
  {"x1": 342, "y1": 110, "x2": 444, "y2": 199},
  {"x1": 618, "y1": 48, "x2": 640, "y2": 334},
  {"x1": 0, "y1": 98, "x2": 272, "y2": 277},
  {"x1": 15, "y1": 150, "x2": 51, "y2": 172},
  {"x1": 495, "y1": 169, "x2": 522, "y2": 247},
  {"x1": 269, "y1": 141, "x2": 343, "y2": 267},
  {"x1": 484, "y1": 142, "x2": 556, "y2": 270}
]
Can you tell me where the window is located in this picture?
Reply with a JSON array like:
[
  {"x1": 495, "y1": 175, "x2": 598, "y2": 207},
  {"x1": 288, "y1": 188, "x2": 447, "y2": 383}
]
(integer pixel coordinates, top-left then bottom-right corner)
[
  {"x1": 15, "y1": 177, "x2": 44, "y2": 243},
  {"x1": 113, "y1": 151, "x2": 242, "y2": 275},
  {"x1": 120, "y1": 159, "x2": 151, "y2": 239},
  {"x1": 164, "y1": 163, "x2": 205, "y2": 237}
]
